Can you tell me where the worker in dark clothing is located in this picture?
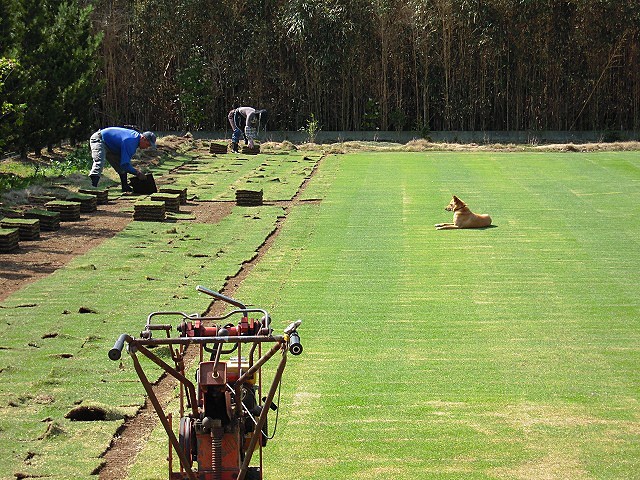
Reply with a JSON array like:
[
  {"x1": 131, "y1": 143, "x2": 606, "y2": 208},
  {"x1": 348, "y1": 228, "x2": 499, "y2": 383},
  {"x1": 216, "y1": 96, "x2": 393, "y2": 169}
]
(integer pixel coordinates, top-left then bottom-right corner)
[
  {"x1": 227, "y1": 107, "x2": 268, "y2": 153},
  {"x1": 88, "y1": 127, "x2": 156, "y2": 191}
]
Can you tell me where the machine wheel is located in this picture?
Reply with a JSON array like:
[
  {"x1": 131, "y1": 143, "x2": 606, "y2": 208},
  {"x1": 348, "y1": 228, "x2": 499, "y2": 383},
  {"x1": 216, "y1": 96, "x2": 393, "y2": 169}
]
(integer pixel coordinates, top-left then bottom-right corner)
[
  {"x1": 246, "y1": 467, "x2": 262, "y2": 480},
  {"x1": 178, "y1": 417, "x2": 196, "y2": 468}
]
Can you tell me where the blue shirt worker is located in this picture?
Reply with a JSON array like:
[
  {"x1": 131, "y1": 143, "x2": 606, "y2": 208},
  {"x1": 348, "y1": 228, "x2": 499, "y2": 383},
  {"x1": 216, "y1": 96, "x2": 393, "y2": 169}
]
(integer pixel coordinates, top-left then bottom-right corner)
[
  {"x1": 227, "y1": 107, "x2": 268, "y2": 153},
  {"x1": 88, "y1": 127, "x2": 157, "y2": 191}
]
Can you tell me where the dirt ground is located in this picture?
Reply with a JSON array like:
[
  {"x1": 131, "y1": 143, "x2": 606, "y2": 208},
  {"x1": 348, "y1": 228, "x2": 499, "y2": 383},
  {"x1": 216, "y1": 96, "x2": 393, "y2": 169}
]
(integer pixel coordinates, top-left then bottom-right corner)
[{"x1": 0, "y1": 197, "x2": 234, "y2": 303}]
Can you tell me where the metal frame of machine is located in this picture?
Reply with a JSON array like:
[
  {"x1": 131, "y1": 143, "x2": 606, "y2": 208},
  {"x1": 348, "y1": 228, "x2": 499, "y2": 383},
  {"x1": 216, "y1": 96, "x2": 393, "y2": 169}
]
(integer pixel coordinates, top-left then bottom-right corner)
[{"x1": 109, "y1": 285, "x2": 303, "y2": 480}]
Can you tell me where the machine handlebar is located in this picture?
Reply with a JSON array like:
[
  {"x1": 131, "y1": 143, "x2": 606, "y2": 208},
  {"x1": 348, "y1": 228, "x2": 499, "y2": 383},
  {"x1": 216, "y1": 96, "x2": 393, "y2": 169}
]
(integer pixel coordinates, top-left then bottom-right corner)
[
  {"x1": 196, "y1": 285, "x2": 247, "y2": 310},
  {"x1": 108, "y1": 333, "x2": 129, "y2": 361},
  {"x1": 108, "y1": 290, "x2": 303, "y2": 360},
  {"x1": 285, "y1": 320, "x2": 303, "y2": 355},
  {"x1": 289, "y1": 332, "x2": 303, "y2": 355}
]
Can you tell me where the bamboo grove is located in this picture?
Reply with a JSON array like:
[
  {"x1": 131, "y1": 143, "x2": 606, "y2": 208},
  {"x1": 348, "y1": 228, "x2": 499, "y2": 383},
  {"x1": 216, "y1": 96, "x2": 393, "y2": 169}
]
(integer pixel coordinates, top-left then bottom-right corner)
[{"x1": 2, "y1": 0, "x2": 639, "y2": 156}]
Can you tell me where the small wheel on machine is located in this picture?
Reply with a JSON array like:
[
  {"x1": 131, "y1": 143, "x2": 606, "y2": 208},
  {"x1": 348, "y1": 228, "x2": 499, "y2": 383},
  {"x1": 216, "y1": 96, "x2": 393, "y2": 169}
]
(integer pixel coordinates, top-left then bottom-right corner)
[
  {"x1": 178, "y1": 417, "x2": 196, "y2": 467},
  {"x1": 246, "y1": 466, "x2": 262, "y2": 480}
]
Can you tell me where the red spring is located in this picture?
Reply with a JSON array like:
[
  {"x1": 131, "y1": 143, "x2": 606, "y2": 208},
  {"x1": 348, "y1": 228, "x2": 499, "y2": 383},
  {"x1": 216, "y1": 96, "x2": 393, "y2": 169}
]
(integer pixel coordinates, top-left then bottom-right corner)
[{"x1": 211, "y1": 424, "x2": 223, "y2": 480}]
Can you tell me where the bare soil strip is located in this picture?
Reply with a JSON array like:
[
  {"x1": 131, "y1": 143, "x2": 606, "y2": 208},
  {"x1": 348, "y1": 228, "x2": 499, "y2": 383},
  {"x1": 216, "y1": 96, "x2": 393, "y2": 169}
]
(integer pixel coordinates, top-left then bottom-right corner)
[
  {"x1": 0, "y1": 200, "x2": 133, "y2": 302},
  {"x1": 96, "y1": 155, "x2": 324, "y2": 480},
  {"x1": 0, "y1": 199, "x2": 234, "y2": 302}
]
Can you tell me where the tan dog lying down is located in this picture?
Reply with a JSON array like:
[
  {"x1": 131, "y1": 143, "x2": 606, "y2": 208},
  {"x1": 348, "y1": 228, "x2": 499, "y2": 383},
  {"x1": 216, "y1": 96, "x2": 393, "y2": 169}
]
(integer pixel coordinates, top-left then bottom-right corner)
[{"x1": 435, "y1": 195, "x2": 492, "y2": 230}]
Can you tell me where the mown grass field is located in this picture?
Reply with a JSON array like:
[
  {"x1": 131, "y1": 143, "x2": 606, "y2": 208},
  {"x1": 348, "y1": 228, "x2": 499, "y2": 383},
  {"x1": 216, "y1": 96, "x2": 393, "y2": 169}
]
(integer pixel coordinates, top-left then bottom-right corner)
[
  {"x1": 2, "y1": 149, "x2": 639, "y2": 479},
  {"x1": 240, "y1": 152, "x2": 640, "y2": 479}
]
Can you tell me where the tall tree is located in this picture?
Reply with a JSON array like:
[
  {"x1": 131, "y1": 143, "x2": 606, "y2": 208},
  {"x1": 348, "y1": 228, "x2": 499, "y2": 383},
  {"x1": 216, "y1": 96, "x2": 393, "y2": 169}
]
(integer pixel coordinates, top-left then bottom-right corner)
[
  {"x1": 42, "y1": 1, "x2": 103, "y2": 146},
  {"x1": 88, "y1": 0, "x2": 640, "y2": 133},
  {"x1": 13, "y1": 0, "x2": 50, "y2": 157},
  {"x1": 0, "y1": 0, "x2": 26, "y2": 153}
]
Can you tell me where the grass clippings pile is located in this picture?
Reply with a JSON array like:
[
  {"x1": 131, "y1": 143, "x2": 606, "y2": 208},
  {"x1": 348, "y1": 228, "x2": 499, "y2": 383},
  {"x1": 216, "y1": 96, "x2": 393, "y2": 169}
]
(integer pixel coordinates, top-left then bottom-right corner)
[{"x1": 261, "y1": 139, "x2": 640, "y2": 155}]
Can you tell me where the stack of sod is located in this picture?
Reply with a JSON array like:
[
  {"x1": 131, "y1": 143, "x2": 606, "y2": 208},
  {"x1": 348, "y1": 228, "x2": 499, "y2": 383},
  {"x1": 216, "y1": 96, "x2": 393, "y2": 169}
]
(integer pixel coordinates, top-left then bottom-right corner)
[
  {"x1": 158, "y1": 187, "x2": 188, "y2": 205},
  {"x1": 45, "y1": 200, "x2": 81, "y2": 221},
  {"x1": 209, "y1": 142, "x2": 229, "y2": 154},
  {"x1": 29, "y1": 194, "x2": 57, "y2": 205},
  {"x1": 133, "y1": 200, "x2": 165, "y2": 221},
  {"x1": 66, "y1": 192, "x2": 98, "y2": 213},
  {"x1": 0, "y1": 217, "x2": 40, "y2": 240},
  {"x1": 0, "y1": 228, "x2": 20, "y2": 252},
  {"x1": 241, "y1": 144, "x2": 260, "y2": 155},
  {"x1": 24, "y1": 208, "x2": 61, "y2": 231},
  {"x1": 78, "y1": 188, "x2": 109, "y2": 204},
  {"x1": 0, "y1": 207, "x2": 22, "y2": 218},
  {"x1": 235, "y1": 189, "x2": 263, "y2": 206},
  {"x1": 149, "y1": 192, "x2": 181, "y2": 213}
]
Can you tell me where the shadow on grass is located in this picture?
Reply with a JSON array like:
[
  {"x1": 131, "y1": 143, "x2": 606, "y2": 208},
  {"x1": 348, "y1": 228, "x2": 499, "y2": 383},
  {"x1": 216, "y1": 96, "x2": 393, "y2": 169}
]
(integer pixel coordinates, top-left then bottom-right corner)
[{"x1": 435, "y1": 224, "x2": 498, "y2": 230}]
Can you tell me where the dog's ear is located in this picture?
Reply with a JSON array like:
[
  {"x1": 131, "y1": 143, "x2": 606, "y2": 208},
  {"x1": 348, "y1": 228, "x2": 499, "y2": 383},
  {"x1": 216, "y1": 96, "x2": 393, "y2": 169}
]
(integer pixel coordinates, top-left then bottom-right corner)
[{"x1": 452, "y1": 195, "x2": 459, "y2": 201}]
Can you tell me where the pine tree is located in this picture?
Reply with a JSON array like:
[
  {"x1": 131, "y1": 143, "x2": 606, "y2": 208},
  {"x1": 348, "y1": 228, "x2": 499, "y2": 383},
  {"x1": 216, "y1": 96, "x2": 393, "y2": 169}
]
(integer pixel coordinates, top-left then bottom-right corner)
[
  {"x1": 14, "y1": 0, "x2": 102, "y2": 157},
  {"x1": 0, "y1": 0, "x2": 26, "y2": 153},
  {"x1": 43, "y1": 1, "x2": 103, "y2": 146}
]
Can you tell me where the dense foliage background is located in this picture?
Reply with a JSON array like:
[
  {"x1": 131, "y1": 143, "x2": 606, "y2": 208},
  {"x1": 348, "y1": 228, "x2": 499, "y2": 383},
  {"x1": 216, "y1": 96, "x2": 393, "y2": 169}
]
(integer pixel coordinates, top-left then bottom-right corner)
[{"x1": 1, "y1": 0, "x2": 639, "y2": 155}]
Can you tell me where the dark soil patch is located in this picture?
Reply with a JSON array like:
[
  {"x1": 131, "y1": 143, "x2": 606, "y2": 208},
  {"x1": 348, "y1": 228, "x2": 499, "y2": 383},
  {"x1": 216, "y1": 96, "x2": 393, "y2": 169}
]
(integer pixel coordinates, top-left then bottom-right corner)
[
  {"x1": 66, "y1": 405, "x2": 108, "y2": 421},
  {"x1": 0, "y1": 199, "x2": 133, "y2": 301}
]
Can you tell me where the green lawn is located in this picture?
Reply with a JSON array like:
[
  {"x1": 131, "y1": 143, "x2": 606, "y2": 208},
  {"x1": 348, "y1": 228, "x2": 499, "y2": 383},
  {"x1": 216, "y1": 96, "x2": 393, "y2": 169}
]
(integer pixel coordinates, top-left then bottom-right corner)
[
  {"x1": 239, "y1": 152, "x2": 640, "y2": 479},
  {"x1": 152, "y1": 149, "x2": 320, "y2": 201},
  {"x1": 2, "y1": 150, "x2": 639, "y2": 479},
  {"x1": 0, "y1": 147, "x2": 318, "y2": 479}
]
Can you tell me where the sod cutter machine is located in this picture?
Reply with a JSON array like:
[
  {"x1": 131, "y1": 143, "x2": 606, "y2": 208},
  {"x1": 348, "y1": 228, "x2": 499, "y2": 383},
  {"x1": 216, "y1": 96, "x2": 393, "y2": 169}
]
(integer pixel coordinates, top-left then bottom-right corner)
[{"x1": 108, "y1": 285, "x2": 303, "y2": 480}]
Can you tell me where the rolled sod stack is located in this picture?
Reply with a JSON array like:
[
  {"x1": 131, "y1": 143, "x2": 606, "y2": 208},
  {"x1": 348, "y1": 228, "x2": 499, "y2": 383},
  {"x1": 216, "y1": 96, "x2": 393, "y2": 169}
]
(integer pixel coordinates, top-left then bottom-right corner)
[
  {"x1": 45, "y1": 200, "x2": 81, "y2": 221},
  {"x1": 66, "y1": 192, "x2": 98, "y2": 213},
  {"x1": 1, "y1": 218, "x2": 40, "y2": 240},
  {"x1": 158, "y1": 187, "x2": 188, "y2": 205},
  {"x1": 0, "y1": 228, "x2": 20, "y2": 252},
  {"x1": 24, "y1": 209, "x2": 60, "y2": 231},
  {"x1": 149, "y1": 192, "x2": 181, "y2": 213},
  {"x1": 235, "y1": 189, "x2": 263, "y2": 206},
  {"x1": 133, "y1": 200, "x2": 166, "y2": 221},
  {"x1": 209, "y1": 142, "x2": 229, "y2": 154},
  {"x1": 78, "y1": 188, "x2": 109, "y2": 205}
]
